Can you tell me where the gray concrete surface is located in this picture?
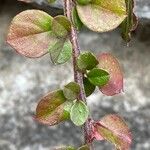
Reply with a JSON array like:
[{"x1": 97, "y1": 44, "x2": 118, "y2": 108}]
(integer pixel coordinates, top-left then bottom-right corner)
[{"x1": 0, "y1": 0, "x2": 150, "y2": 150}]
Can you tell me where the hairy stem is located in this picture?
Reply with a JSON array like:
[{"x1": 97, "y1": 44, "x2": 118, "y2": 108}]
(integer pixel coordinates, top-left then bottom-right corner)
[{"x1": 63, "y1": 0, "x2": 93, "y2": 149}]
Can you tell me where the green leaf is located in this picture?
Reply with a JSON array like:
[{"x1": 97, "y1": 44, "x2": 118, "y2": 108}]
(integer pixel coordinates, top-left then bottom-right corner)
[
  {"x1": 77, "y1": 52, "x2": 99, "y2": 72},
  {"x1": 49, "y1": 38, "x2": 72, "y2": 64},
  {"x1": 78, "y1": 145, "x2": 90, "y2": 150},
  {"x1": 83, "y1": 77, "x2": 96, "y2": 97},
  {"x1": 7, "y1": 10, "x2": 57, "y2": 58},
  {"x1": 121, "y1": 0, "x2": 138, "y2": 42},
  {"x1": 35, "y1": 90, "x2": 69, "y2": 126},
  {"x1": 72, "y1": 7, "x2": 83, "y2": 30},
  {"x1": 52, "y1": 15, "x2": 71, "y2": 38},
  {"x1": 93, "y1": 114, "x2": 132, "y2": 150},
  {"x1": 87, "y1": 68, "x2": 109, "y2": 86},
  {"x1": 76, "y1": 0, "x2": 126, "y2": 32},
  {"x1": 63, "y1": 82, "x2": 80, "y2": 100},
  {"x1": 70, "y1": 101, "x2": 89, "y2": 126},
  {"x1": 77, "y1": 0, "x2": 92, "y2": 5}
]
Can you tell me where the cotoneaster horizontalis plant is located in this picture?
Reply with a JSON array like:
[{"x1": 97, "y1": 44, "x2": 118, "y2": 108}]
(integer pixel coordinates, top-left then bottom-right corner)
[{"x1": 7, "y1": 0, "x2": 138, "y2": 149}]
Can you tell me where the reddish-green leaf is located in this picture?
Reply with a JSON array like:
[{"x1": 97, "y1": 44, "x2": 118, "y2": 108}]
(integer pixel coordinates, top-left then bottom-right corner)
[
  {"x1": 97, "y1": 53, "x2": 123, "y2": 96},
  {"x1": 76, "y1": 0, "x2": 127, "y2": 32},
  {"x1": 52, "y1": 15, "x2": 71, "y2": 38},
  {"x1": 93, "y1": 114, "x2": 132, "y2": 150},
  {"x1": 35, "y1": 90, "x2": 69, "y2": 126},
  {"x1": 7, "y1": 10, "x2": 57, "y2": 58},
  {"x1": 63, "y1": 82, "x2": 80, "y2": 100}
]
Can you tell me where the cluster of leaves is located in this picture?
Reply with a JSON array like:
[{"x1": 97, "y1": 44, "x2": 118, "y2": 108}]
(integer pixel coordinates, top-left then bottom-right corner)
[{"x1": 7, "y1": 0, "x2": 137, "y2": 149}]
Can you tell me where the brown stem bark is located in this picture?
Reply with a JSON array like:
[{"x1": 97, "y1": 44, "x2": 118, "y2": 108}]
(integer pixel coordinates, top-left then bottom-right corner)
[{"x1": 63, "y1": 0, "x2": 93, "y2": 149}]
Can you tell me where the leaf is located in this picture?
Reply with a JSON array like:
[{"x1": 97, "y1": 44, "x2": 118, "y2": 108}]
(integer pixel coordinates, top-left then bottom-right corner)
[
  {"x1": 77, "y1": 52, "x2": 99, "y2": 72},
  {"x1": 93, "y1": 114, "x2": 132, "y2": 150},
  {"x1": 97, "y1": 53, "x2": 123, "y2": 96},
  {"x1": 63, "y1": 82, "x2": 80, "y2": 100},
  {"x1": 70, "y1": 101, "x2": 89, "y2": 126},
  {"x1": 54, "y1": 146, "x2": 76, "y2": 150},
  {"x1": 76, "y1": 0, "x2": 127, "y2": 32},
  {"x1": 49, "y1": 38, "x2": 72, "y2": 64},
  {"x1": 72, "y1": 7, "x2": 83, "y2": 30},
  {"x1": 35, "y1": 90, "x2": 69, "y2": 126},
  {"x1": 7, "y1": 10, "x2": 57, "y2": 58},
  {"x1": 77, "y1": 0, "x2": 92, "y2": 5},
  {"x1": 83, "y1": 77, "x2": 96, "y2": 97},
  {"x1": 52, "y1": 15, "x2": 71, "y2": 38},
  {"x1": 121, "y1": 0, "x2": 138, "y2": 42},
  {"x1": 78, "y1": 145, "x2": 90, "y2": 150},
  {"x1": 87, "y1": 68, "x2": 109, "y2": 86}
]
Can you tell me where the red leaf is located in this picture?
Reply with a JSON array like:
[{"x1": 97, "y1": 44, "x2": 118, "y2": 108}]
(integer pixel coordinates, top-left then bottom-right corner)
[
  {"x1": 93, "y1": 114, "x2": 132, "y2": 150},
  {"x1": 97, "y1": 53, "x2": 123, "y2": 96},
  {"x1": 7, "y1": 10, "x2": 57, "y2": 58}
]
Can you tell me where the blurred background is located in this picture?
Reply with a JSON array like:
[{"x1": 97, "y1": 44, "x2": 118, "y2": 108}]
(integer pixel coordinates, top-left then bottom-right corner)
[{"x1": 0, "y1": 0, "x2": 150, "y2": 149}]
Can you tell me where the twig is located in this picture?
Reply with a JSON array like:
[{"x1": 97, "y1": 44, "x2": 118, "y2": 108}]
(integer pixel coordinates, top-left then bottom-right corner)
[{"x1": 63, "y1": 0, "x2": 93, "y2": 149}]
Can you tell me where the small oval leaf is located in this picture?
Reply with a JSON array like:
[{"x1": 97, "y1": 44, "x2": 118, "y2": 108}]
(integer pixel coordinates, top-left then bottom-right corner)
[
  {"x1": 7, "y1": 10, "x2": 56, "y2": 58},
  {"x1": 35, "y1": 90, "x2": 69, "y2": 126},
  {"x1": 70, "y1": 101, "x2": 89, "y2": 126},
  {"x1": 98, "y1": 53, "x2": 123, "y2": 96},
  {"x1": 52, "y1": 15, "x2": 71, "y2": 38},
  {"x1": 77, "y1": 0, "x2": 126, "y2": 32},
  {"x1": 63, "y1": 82, "x2": 80, "y2": 100},
  {"x1": 87, "y1": 68, "x2": 110, "y2": 86},
  {"x1": 77, "y1": 52, "x2": 99, "y2": 72},
  {"x1": 93, "y1": 114, "x2": 132, "y2": 150}
]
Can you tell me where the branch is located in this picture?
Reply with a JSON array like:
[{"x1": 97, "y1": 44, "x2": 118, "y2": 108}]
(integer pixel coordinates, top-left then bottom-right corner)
[{"x1": 63, "y1": 0, "x2": 93, "y2": 149}]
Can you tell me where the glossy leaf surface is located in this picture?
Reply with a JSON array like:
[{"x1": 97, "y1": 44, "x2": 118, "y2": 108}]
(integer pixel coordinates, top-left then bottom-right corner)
[
  {"x1": 77, "y1": 0, "x2": 126, "y2": 32},
  {"x1": 70, "y1": 101, "x2": 89, "y2": 126},
  {"x1": 87, "y1": 68, "x2": 109, "y2": 86},
  {"x1": 98, "y1": 53, "x2": 123, "y2": 96}
]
